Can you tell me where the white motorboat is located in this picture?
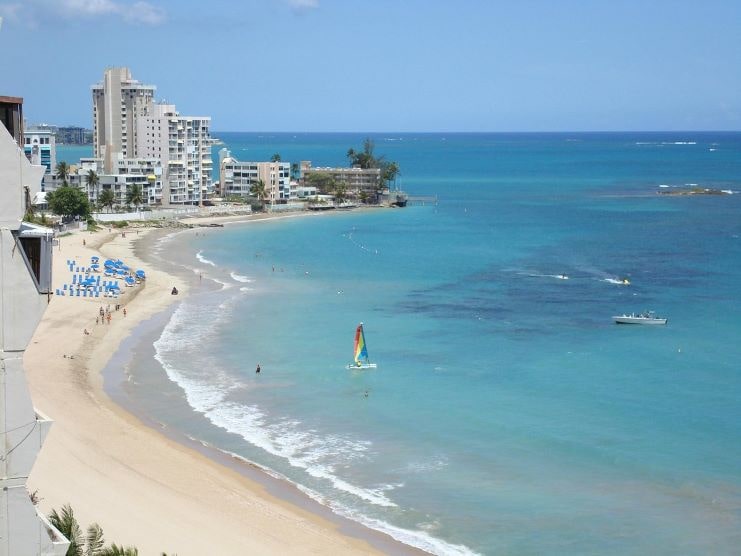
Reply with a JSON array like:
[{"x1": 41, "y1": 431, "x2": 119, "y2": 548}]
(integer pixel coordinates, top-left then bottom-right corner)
[{"x1": 613, "y1": 312, "x2": 667, "y2": 325}]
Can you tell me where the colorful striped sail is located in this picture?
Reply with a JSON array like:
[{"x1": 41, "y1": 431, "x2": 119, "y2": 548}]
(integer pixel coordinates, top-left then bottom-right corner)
[{"x1": 353, "y1": 323, "x2": 369, "y2": 364}]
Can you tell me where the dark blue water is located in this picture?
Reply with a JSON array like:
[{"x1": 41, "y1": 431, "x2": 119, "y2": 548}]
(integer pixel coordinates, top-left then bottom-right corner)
[{"x1": 143, "y1": 132, "x2": 741, "y2": 555}]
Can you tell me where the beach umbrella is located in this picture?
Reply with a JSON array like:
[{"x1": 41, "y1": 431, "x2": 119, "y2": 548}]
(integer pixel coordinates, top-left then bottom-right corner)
[
  {"x1": 135, "y1": 269, "x2": 145, "y2": 278},
  {"x1": 121, "y1": 265, "x2": 130, "y2": 271},
  {"x1": 91, "y1": 263, "x2": 100, "y2": 269},
  {"x1": 91, "y1": 256, "x2": 99, "y2": 261}
]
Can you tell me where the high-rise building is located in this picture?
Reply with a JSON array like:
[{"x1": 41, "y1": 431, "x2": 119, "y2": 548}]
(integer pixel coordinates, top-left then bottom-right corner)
[
  {"x1": 91, "y1": 67, "x2": 155, "y2": 173},
  {"x1": 137, "y1": 103, "x2": 212, "y2": 206},
  {"x1": 90, "y1": 68, "x2": 211, "y2": 206},
  {"x1": 24, "y1": 125, "x2": 56, "y2": 175}
]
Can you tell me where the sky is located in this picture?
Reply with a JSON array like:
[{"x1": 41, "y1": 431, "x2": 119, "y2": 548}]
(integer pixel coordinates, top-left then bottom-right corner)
[{"x1": 1, "y1": 0, "x2": 740, "y2": 132}]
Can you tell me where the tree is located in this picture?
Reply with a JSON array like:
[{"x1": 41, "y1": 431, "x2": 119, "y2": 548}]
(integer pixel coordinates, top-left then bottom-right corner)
[
  {"x1": 85, "y1": 169, "x2": 100, "y2": 197},
  {"x1": 333, "y1": 182, "x2": 348, "y2": 205},
  {"x1": 290, "y1": 162, "x2": 299, "y2": 180},
  {"x1": 305, "y1": 172, "x2": 336, "y2": 194},
  {"x1": 270, "y1": 153, "x2": 281, "y2": 162},
  {"x1": 347, "y1": 138, "x2": 382, "y2": 169},
  {"x1": 381, "y1": 161, "x2": 400, "y2": 188},
  {"x1": 55, "y1": 161, "x2": 70, "y2": 184},
  {"x1": 99, "y1": 188, "x2": 116, "y2": 213},
  {"x1": 126, "y1": 184, "x2": 144, "y2": 211},
  {"x1": 249, "y1": 179, "x2": 268, "y2": 210},
  {"x1": 99, "y1": 545, "x2": 139, "y2": 556},
  {"x1": 47, "y1": 184, "x2": 91, "y2": 221},
  {"x1": 48, "y1": 505, "x2": 83, "y2": 555}
]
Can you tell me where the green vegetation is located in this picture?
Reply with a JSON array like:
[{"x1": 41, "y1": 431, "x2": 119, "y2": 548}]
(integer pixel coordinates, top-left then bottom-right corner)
[
  {"x1": 98, "y1": 188, "x2": 116, "y2": 212},
  {"x1": 46, "y1": 184, "x2": 91, "y2": 221},
  {"x1": 249, "y1": 179, "x2": 268, "y2": 210},
  {"x1": 305, "y1": 172, "x2": 336, "y2": 194},
  {"x1": 85, "y1": 169, "x2": 99, "y2": 192},
  {"x1": 223, "y1": 194, "x2": 248, "y2": 204},
  {"x1": 55, "y1": 161, "x2": 71, "y2": 184},
  {"x1": 111, "y1": 220, "x2": 129, "y2": 228},
  {"x1": 270, "y1": 153, "x2": 282, "y2": 162},
  {"x1": 126, "y1": 184, "x2": 144, "y2": 210},
  {"x1": 46, "y1": 504, "x2": 173, "y2": 555},
  {"x1": 346, "y1": 138, "x2": 400, "y2": 189}
]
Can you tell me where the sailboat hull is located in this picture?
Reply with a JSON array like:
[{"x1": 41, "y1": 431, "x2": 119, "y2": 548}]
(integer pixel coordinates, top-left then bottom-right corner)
[{"x1": 346, "y1": 363, "x2": 377, "y2": 370}]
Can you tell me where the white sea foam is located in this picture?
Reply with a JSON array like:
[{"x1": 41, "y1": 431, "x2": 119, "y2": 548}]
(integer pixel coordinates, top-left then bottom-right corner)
[
  {"x1": 603, "y1": 277, "x2": 629, "y2": 285},
  {"x1": 195, "y1": 250, "x2": 217, "y2": 267},
  {"x1": 151, "y1": 297, "x2": 481, "y2": 556},
  {"x1": 212, "y1": 278, "x2": 231, "y2": 290},
  {"x1": 240, "y1": 286, "x2": 252, "y2": 292},
  {"x1": 230, "y1": 272, "x2": 253, "y2": 283},
  {"x1": 154, "y1": 300, "x2": 397, "y2": 509}
]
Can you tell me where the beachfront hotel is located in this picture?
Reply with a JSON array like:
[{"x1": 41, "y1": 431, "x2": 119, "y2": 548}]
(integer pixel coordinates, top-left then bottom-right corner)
[
  {"x1": 91, "y1": 67, "x2": 212, "y2": 206},
  {"x1": 0, "y1": 95, "x2": 69, "y2": 555},
  {"x1": 218, "y1": 148, "x2": 293, "y2": 203},
  {"x1": 301, "y1": 161, "x2": 382, "y2": 196}
]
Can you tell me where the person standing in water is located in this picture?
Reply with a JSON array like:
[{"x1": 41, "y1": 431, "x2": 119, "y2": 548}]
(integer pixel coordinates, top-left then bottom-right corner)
[{"x1": 256, "y1": 363, "x2": 261, "y2": 374}]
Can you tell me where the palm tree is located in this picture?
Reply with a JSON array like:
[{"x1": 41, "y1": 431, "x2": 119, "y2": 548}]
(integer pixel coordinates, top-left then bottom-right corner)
[
  {"x1": 55, "y1": 161, "x2": 70, "y2": 185},
  {"x1": 126, "y1": 184, "x2": 144, "y2": 211},
  {"x1": 48, "y1": 504, "x2": 83, "y2": 555},
  {"x1": 85, "y1": 169, "x2": 100, "y2": 200},
  {"x1": 270, "y1": 153, "x2": 281, "y2": 162},
  {"x1": 249, "y1": 179, "x2": 267, "y2": 210},
  {"x1": 99, "y1": 545, "x2": 139, "y2": 556},
  {"x1": 99, "y1": 188, "x2": 116, "y2": 213}
]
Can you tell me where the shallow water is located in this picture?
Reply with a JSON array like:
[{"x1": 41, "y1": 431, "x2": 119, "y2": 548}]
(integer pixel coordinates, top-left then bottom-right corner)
[{"x1": 121, "y1": 133, "x2": 741, "y2": 555}]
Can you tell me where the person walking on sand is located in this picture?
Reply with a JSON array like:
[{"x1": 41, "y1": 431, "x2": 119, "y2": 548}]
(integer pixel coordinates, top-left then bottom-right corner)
[
  {"x1": 123, "y1": 308, "x2": 127, "y2": 317},
  {"x1": 256, "y1": 363, "x2": 261, "y2": 374},
  {"x1": 107, "y1": 313, "x2": 111, "y2": 324}
]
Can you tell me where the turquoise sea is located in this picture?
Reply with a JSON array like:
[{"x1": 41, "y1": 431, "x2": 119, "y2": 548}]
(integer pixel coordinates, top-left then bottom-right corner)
[{"x1": 119, "y1": 133, "x2": 740, "y2": 555}]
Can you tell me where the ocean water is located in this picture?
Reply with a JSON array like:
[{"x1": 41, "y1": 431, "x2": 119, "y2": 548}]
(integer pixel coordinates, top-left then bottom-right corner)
[{"x1": 125, "y1": 133, "x2": 740, "y2": 555}]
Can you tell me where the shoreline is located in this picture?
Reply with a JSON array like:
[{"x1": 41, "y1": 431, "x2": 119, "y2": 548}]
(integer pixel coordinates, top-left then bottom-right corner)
[{"x1": 26, "y1": 214, "x2": 425, "y2": 555}]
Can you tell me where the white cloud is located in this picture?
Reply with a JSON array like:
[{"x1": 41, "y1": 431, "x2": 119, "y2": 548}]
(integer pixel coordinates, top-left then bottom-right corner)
[{"x1": 0, "y1": 0, "x2": 166, "y2": 27}]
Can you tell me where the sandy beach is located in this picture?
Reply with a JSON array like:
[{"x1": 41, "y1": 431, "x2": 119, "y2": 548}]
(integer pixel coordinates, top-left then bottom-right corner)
[{"x1": 25, "y1": 220, "x2": 400, "y2": 555}]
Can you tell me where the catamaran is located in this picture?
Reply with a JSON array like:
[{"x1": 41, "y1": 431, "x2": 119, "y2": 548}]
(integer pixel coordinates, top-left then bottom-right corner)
[{"x1": 347, "y1": 323, "x2": 377, "y2": 369}]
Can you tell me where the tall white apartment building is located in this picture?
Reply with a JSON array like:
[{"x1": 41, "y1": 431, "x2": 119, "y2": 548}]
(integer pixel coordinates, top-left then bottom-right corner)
[
  {"x1": 218, "y1": 149, "x2": 292, "y2": 203},
  {"x1": 137, "y1": 103, "x2": 212, "y2": 206},
  {"x1": 90, "y1": 68, "x2": 212, "y2": 206},
  {"x1": 91, "y1": 67, "x2": 155, "y2": 173}
]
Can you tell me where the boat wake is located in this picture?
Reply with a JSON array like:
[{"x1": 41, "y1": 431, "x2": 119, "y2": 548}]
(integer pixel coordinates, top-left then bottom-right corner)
[{"x1": 603, "y1": 277, "x2": 630, "y2": 285}]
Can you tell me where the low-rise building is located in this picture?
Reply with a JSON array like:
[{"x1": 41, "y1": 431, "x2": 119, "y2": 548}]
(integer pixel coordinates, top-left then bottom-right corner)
[
  {"x1": 301, "y1": 161, "x2": 381, "y2": 198},
  {"x1": 219, "y1": 149, "x2": 293, "y2": 203}
]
